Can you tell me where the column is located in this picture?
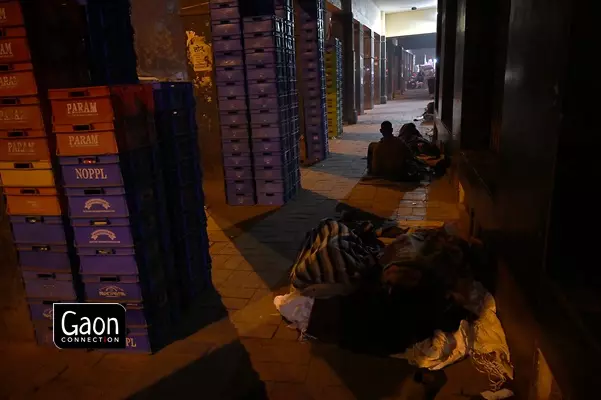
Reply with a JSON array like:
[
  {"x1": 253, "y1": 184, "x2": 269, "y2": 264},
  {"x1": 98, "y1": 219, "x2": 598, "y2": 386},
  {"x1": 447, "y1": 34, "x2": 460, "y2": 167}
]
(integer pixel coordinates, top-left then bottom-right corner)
[
  {"x1": 363, "y1": 27, "x2": 374, "y2": 110},
  {"x1": 374, "y1": 33, "x2": 381, "y2": 105},
  {"x1": 354, "y1": 22, "x2": 364, "y2": 115},
  {"x1": 338, "y1": 12, "x2": 357, "y2": 124},
  {"x1": 380, "y1": 35, "x2": 387, "y2": 104}
]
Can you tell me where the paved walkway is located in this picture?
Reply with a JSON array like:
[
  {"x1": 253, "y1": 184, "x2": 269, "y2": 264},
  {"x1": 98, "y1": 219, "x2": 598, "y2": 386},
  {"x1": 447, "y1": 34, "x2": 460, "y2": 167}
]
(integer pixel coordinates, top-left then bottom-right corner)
[{"x1": 0, "y1": 100, "x2": 489, "y2": 400}]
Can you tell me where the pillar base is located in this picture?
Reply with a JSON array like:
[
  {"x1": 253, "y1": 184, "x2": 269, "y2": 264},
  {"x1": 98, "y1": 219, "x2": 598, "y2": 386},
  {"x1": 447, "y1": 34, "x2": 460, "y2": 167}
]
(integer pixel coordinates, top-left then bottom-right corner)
[
  {"x1": 380, "y1": 96, "x2": 387, "y2": 104},
  {"x1": 345, "y1": 110, "x2": 359, "y2": 125}
]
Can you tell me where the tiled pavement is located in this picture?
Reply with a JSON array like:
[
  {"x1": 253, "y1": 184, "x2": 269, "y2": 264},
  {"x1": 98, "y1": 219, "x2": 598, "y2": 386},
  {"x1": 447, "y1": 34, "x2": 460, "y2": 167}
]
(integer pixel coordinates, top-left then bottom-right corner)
[{"x1": 0, "y1": 100, "x2": 490, "y2": 399}]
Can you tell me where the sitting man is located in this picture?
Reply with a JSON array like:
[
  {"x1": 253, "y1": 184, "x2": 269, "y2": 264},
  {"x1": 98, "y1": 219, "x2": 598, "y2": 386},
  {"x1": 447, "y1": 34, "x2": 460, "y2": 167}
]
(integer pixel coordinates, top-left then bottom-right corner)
[
  {"x1": 367, "y1": 121, "x2": 414, "y2": 180},
  {"x1": 398, "y1": 123, "x2": 441, "y2": 158}
]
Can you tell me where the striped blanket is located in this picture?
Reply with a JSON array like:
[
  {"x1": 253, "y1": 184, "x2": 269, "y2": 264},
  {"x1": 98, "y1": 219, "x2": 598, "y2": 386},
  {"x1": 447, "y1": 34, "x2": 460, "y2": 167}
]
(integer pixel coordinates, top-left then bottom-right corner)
[{"x1": 290, "y1": 219, "x2": 379, "y2": 297}]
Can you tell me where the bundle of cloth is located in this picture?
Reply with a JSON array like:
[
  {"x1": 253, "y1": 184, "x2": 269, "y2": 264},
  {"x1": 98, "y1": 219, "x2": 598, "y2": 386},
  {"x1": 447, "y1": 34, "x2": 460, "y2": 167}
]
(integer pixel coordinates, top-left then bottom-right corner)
[{"x1": 275, "y1": 218, "x2": 513, "y2": 391}]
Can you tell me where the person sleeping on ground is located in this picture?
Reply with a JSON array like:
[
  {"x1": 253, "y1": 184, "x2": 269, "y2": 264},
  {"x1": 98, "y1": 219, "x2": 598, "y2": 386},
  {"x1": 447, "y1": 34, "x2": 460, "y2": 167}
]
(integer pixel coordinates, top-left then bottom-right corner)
[{"x1": 367, "y1": 121, "x2": 419, "y2": 181}]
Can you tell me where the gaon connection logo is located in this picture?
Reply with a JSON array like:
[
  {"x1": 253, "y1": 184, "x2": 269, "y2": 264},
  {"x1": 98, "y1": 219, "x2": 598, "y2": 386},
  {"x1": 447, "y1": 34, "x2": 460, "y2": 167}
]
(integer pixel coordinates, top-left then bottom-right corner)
[{"x1": 53, "y1": 303, "x2": 126, "y2": 349}]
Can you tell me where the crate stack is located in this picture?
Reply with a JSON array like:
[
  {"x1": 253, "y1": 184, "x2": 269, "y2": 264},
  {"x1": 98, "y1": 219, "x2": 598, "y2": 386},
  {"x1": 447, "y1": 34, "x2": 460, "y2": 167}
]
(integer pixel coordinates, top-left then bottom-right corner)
[
  {"x1": 152, "y1": 82, "x2": 211, "y2": 308},
  {"x1": 20, "y1": 0, "x2": 138, "y2": 88},
  {"x1": 295, "y1": 0, "x2": 329, "y2": 165},
  {"x1": 0, "y1": 0, "x2": 80, "y2": 347},
  {"x1": 325, "y1": 39, "x2": 343, "y2": 138},
  {"x1": 245, "y1": 12, "x2": 301, "y2": 206},
  {"x1": 48, "y1": 85, "x2": 171, "y2": 353},
  {"x1": 210, "y1": 0, "x2": 257, "y2": 206}
]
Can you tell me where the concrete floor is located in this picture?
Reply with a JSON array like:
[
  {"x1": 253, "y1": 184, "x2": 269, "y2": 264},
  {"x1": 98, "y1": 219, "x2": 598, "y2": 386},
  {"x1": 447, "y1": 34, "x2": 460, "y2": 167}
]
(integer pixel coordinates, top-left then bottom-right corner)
[{"x1": 0, "y1": 99, "x2": 493, "y2": 399}]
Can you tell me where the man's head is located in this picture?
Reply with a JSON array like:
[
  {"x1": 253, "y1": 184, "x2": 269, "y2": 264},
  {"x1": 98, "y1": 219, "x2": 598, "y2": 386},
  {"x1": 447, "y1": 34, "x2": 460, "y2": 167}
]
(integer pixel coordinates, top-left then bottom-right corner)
[{"x1": 380, "y1": 121, "x2": 394, "y2": 137}]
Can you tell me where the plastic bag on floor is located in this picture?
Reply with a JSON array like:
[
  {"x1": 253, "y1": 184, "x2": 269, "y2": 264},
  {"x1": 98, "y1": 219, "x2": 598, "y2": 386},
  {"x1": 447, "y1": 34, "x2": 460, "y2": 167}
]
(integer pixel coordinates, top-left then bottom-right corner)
[
  {"x1": 273, "y1": 291, "x2": 315, "y2": 333},
  {"x1": 393, "y1": 282, "x2": 514, "y2": 389}
]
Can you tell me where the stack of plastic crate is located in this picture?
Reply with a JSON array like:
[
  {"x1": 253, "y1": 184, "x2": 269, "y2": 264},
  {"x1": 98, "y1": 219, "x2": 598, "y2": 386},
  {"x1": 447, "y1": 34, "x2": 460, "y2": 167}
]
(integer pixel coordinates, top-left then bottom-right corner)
[
  {"x1": 152, "y1": 82, "x2": 211, "y2": 309},
  {"x1": 20, "y1": 0, "x2": 138, "y2": 89},
  {"x1": 245, "y1": 12, "x2": 301, "y2": 206},
  {"x1": 49, "y1": 85, "x2": 171, "y2": 353},
  {"x1": 211, "y1": 0, "x2": 256, "y2": 206},
  {"x1": 325, "y1": 39, "x2": 343, "y2": 138},
  {"x1": 296, "y1": 0, "x2": 329, "y2": 165},
  {"x1": 0, "y1": 1, "x2": 79, "y2": 347}
]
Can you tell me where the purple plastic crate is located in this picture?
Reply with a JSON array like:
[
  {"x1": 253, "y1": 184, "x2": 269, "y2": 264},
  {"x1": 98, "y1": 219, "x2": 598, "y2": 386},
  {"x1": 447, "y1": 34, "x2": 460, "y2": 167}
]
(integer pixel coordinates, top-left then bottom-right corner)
[
  {"x1": 248, "y1": 95, "x2": 284, "y2": 110},
  {"x1": 255, "y1": 179, "x2": 287, "y2": 193},
  {"x1": 214, "y1": 51, "x2": 244, "y2": 67},
  {"x1": 66, "y1": 187, "x2": 129, "y2": 218},
  {"x1": 79, "y1": 248, "x2": 140, "y2": 275},
  {"x1": 253, "y1": 151, "x2": 289, "y2": 167},
  {"x1": 226, "y1": 193, "x2": 255, "y2": 206},
  {"x1": 245, "y1": 50, "x2": 281, "y2": 65},
  {"x1": 254, "y1": 166, "x2": 287, "y2": 180},
  {"x1": 17, "y1": 244, "x2": 71, "y2": 272},
  {"x1": 83, "y1": 275, "x2": 145, "y2": 301},
  {"x1": 22, "y1": 271, "x2": 76, "y2": 300},
  {"x1": 222, "y1": 139, "x2": 250, "y2": 153},
  {"x1": 305, "y1": 107, "x2": 325, "y2": 117},
  {"x1": 122, "y1": 327, "x2": 152, "y2": 353},
  {"x1": 60, "y1": 155, "x2": 123, "y2": 187},
  {"x1": 304, "y1": 96, "x2": 324, "y2": 108},
  {"x1": 244, "y1": 33, "x2": 281, "y2": 50},
  {"x1": 212, "y1": 35, "x2": 243, "y2": 52},
  {"x1": 256, "y1": 192, "x2": 288, "y2": 206},
  {"x1": 225, "y1": 179, "x2": 254, "y2": 195},
  {"x1": 10, "y1": 216, "x2": 66, "y2": 244},
  {"x1": 215, "y1": 67, "x2": 245, "y2": 82},
  {"x1": 217, "y1": 83, "x2": 246, "y2": 98},
  {"x1": 211, "y1": 20, "x2": 241, "y2": 36},
  {"x1": 250, "y1": 124, "x2": 284, "y2": 139},
  {"x1": 250, "y1": 111, "x2": 284, "y2": 125},
  {"x1": 307, "y1": 115, "x2": 325, "y2": 126},
  {"x1": 220, "y1": 111, "x2": 248, "y2": 126},
  {"x1": 218, "y1": 96, "x2": 247, "y2": 111},
  {"x1": 245, "y1": 65, "x2": 280, "y2": 81},
  {"x1": 220, "y1": 125, "x2": 250, "y2": 139},
  {"x1": 125, "y1": 303, "x2": 149, "y2": 327},
  {"x1": 224, "y1": 166, "x2": 253, "y2": 180},
  {"x1": 248, "y1": 82, "x2": 279, "y2": 96},
  {"x1": 243, "y1": 15, "x2": 281, "y2": 29},
  {"x1": 72, "y1": 218, "x2": 134, "y2": 248},
  {"x1": 252, "y1": 138, "x2": 288, "y2": 152},
  {"x1": 302, "y1": 69, "x2": 322, "y2": 80},
  {"x1": 223, "y1": 153, "x2": 252, "y2": 167},
  {"x1": 29, "y1": 300, "x2": 70, "y2": 322},
  {"x1": 209, "y1": 5, "x2": 239, "y2": 20}
]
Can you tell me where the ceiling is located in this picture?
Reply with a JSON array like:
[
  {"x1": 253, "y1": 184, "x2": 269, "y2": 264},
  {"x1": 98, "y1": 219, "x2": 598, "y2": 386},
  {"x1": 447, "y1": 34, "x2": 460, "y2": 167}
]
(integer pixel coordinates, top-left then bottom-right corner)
[{"x1": 373, "y1": 0, "x2": 437, "y2": 13}]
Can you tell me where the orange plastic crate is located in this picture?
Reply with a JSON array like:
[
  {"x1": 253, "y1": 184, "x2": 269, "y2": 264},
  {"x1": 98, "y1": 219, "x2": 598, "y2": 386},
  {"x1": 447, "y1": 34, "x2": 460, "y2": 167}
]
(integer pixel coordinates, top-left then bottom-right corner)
[
  {"x1": 0, "y1": 96, "x2": 45, "y2": 130},
  {"x1": 0, "y1": 134, "x2": 50, "y2": 161},
  {"x1": 0, "y1": 63, "x2": 37, "y2": 97},
  {"x1": 0, "y1": 28, "x2": 30, "y2": 63},
  {"x1": 55, "y1": 122, "x2": 118, "y2": 156},
  {"x1": 3, "y1": 187, "x2": 61, "y2": 216},
  {"x1": 0, "y1": 160, "x2": 54, "y2": 187},
  {"x1": 0, "y1": 2, "x2": 25, "y2": 27},
  {"x1": 49, "y1": 87, "x2": 114, "y2": 125}
]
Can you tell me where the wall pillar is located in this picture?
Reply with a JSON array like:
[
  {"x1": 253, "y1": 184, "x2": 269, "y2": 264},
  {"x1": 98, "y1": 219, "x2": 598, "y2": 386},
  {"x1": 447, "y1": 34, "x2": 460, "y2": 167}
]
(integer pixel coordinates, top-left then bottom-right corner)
[
  {"x1": 380, "y1": 35, "x2": 387, "y2": 104},
  {"x1": 338, "y1": 11, "x2": 357, "y2": 124},
  {"x1": 438, "y1": 0, "x2": 458, "y2": 129},
  {"x1": 363, "y1": 27, "x2": 374, "y2": 110},
  {"x1": 374, "y1": 33, "x2": 381, "y2": 105},
  {"x1": 354, "y1": 22, "x2": 364, "y2": 115}
]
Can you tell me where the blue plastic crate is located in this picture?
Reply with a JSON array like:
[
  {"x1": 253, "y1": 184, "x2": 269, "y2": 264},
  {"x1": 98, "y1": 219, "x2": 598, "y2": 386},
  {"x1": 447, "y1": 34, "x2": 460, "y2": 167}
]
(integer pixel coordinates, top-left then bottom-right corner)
[
  {"x1": 152, "y1": 82, "x2": 195, "y2": 112},
  {"x1": 155, "y1": 109, "x2": 198, "y2": 139}
]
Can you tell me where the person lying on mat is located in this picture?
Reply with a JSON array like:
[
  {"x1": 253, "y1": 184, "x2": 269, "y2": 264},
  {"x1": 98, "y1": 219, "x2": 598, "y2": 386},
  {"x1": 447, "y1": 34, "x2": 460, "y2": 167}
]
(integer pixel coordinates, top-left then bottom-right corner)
[{"x1": 367, "y1": 121, "x2": 415, "y2": 180}]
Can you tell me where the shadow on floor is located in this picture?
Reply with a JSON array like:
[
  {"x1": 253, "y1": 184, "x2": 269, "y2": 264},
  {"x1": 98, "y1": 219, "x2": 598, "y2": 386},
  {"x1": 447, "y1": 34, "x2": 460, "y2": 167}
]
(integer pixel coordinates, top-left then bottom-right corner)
[{"x1": 127, "y1": 340, "x2": 268, "y2": 400}]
